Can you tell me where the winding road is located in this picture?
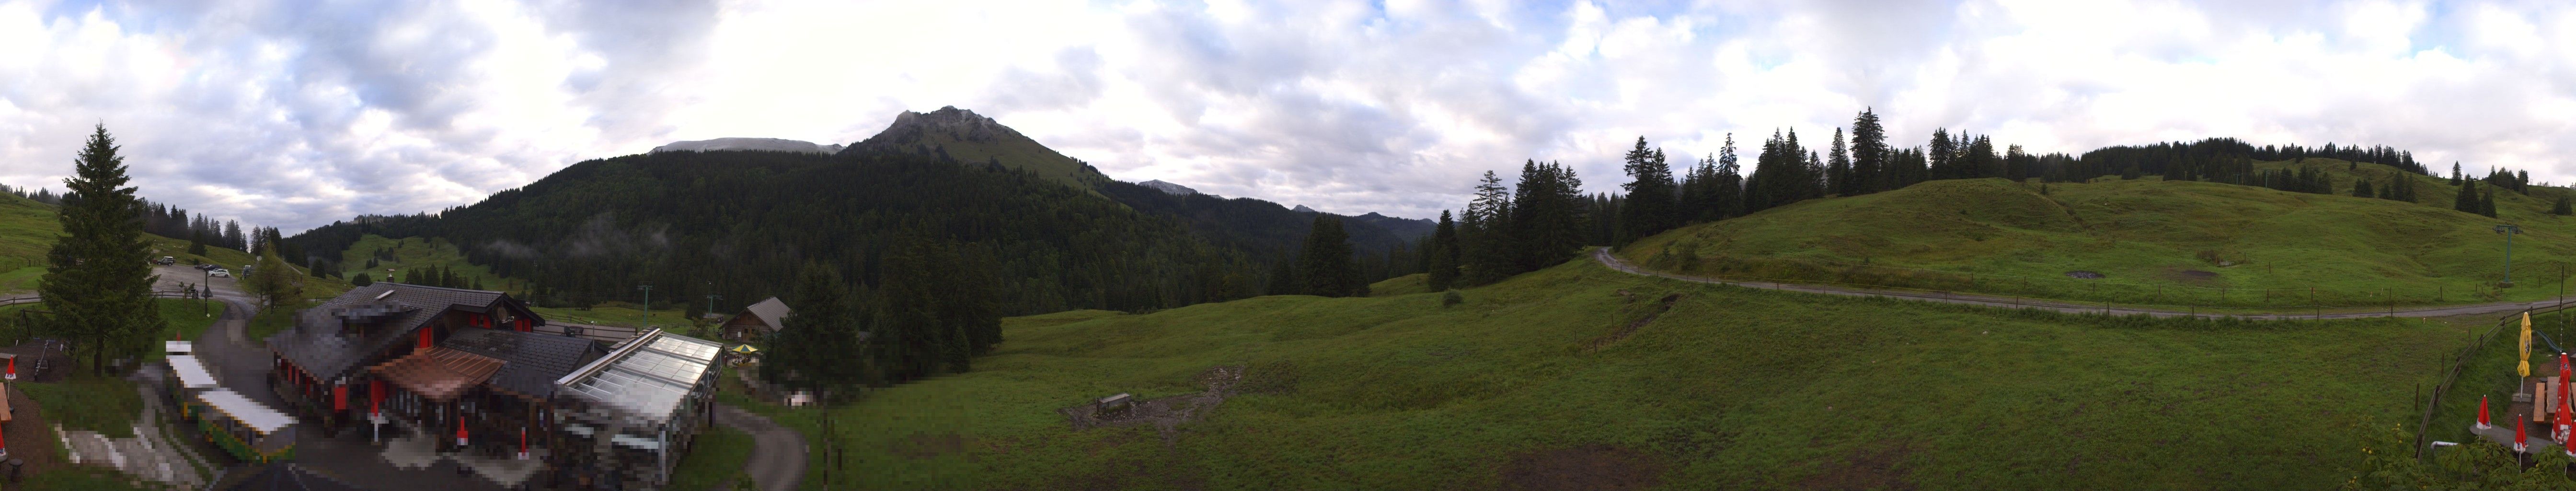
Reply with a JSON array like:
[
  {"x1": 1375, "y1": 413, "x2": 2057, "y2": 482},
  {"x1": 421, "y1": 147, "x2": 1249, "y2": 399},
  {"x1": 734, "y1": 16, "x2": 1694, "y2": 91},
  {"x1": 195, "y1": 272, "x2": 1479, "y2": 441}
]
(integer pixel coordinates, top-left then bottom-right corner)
[{"x1": 1592, "y1": 248, "x2": 2568, "y2": 320}]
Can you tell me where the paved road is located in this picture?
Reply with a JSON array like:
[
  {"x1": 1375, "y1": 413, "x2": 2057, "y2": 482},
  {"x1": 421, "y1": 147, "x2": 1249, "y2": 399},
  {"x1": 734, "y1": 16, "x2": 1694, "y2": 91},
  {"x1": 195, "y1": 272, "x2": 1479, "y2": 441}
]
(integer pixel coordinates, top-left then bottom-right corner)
[
  {"x1": 714, "y1": 403, "x2": 808, "y2": 491},
  {"x1": 1592, "y1": 248, "x2": 2569, "y2": 320}
]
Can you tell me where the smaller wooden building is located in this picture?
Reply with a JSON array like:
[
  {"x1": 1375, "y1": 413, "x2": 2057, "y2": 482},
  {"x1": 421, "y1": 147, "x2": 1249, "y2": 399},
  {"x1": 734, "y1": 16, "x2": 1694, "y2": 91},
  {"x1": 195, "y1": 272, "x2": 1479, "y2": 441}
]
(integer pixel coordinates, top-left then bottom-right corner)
[{"x1": 717, "y1": 297, "x2": 791, "y2": 342}]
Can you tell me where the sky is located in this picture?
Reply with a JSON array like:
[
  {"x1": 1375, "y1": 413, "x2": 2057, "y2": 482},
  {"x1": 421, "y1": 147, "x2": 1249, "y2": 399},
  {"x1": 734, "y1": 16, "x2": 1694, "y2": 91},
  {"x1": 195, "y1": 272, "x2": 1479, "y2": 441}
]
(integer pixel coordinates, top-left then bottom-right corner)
[{"x1": 0, "y1": 0, "x2": 2571, "y2": 233}]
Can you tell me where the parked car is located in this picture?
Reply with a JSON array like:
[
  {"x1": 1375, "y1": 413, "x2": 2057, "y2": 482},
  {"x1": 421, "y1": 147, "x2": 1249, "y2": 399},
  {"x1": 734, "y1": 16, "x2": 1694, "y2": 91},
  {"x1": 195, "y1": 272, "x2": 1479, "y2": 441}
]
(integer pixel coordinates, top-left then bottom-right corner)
[
  {"x1": 157, "y1": 256, "x2": 176, "y2": 265},
  {"x1": 196, "y1": 264, "x2": 218, "y2": 271},
  {"x1": 209, "y1": 269, "x2": 231, "y2": 278}
]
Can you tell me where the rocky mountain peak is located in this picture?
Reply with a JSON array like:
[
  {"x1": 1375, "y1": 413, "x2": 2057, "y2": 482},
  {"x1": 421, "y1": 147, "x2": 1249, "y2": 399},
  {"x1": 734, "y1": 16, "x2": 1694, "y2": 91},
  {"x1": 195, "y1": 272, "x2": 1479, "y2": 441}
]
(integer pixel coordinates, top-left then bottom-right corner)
[{"x1": 879, "y1": 105, "x2": 1023, "y2": 143}]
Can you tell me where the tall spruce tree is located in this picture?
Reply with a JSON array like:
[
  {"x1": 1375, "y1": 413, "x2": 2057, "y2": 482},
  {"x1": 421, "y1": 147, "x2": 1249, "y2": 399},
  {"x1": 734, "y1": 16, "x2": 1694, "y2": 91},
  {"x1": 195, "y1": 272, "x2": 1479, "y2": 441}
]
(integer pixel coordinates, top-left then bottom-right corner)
[
  {"x1": 2456, "y1": 180, "x2": 2479, "y2": 213},
  {"x1": 2480, "y1": 185, "x2": 2498, "y2": 218},
  {"x1": 1712, "y1": 134, "x2": 1745, "y2": 220},
  {"x1": 1460, "y1": 170, "x2": 1514, "y2": 285},
  {"x1": 762, "y1": 264, "x2": 872, "y2": 396},
  {"x1": 1617, "y1": 137, "x2": 1678, "y2": 244},
  {"x1": 1511, "y1": 161, "x2": 1589, "y2": 272},
  {"x1": 41, "y1": 125, "x2": 163, "y2": 376},
  {"x1": 1827, "y1": 128, "x2": 1853, "y2": 195},
  {"x1": 1426, "y1": 210, "x2": 1460, "y2": 291},
  {"x1": 1850, "y1": 109, "x2": 1887, "y2": 194},
  {"x1": 1293, "y1": 216, "x2": 1363, "y2": 297},
  {"x1": 1928, "y1": 128, "x2": 1955, "y2": 179}
]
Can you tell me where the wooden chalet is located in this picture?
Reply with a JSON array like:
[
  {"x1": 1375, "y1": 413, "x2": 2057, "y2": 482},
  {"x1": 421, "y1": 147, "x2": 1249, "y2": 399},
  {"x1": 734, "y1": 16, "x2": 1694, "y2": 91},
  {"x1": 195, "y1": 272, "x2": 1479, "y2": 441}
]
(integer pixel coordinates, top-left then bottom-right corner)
[
  {"x1": 718, "y1": 297, "x2": 791, "y2": 341},
  {"x1": 264, "y1": 282, "x2": 597, "y2": 455}
]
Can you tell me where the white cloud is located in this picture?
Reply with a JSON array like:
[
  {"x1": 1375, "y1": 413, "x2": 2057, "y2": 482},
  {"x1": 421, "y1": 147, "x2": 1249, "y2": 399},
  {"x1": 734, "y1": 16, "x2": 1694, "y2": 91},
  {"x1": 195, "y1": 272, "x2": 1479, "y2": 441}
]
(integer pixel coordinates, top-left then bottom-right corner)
[{"x1": 0, "y1": 0, "x2": 2571, "y2": 231}]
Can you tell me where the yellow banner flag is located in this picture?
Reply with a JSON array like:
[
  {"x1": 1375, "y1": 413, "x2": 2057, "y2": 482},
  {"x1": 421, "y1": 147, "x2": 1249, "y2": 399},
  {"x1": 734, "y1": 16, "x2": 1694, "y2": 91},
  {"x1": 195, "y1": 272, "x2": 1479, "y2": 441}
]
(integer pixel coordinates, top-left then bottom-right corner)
[{"x1": 2522, "y1": 311, "x2": 2535, "y2": 377}]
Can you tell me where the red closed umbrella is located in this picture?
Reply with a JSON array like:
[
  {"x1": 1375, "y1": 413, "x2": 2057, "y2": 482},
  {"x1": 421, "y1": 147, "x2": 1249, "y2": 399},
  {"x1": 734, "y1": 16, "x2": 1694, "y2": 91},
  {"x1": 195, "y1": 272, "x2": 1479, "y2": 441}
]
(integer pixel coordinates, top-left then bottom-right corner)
[
  {"x1": 2518, "y1": 414, "x2": 2531, "y2": 453},
  {"x1": 2480, "y1": 396, "x2": 2494, "y2": 430}
]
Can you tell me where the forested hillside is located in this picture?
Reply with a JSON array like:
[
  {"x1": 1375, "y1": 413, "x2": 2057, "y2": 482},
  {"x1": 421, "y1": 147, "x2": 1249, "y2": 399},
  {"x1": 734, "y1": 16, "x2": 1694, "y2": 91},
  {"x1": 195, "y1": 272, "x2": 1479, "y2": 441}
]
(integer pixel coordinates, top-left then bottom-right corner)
[{"x1": 287, "y1": 150, "x2": 1271, "y2": 315}]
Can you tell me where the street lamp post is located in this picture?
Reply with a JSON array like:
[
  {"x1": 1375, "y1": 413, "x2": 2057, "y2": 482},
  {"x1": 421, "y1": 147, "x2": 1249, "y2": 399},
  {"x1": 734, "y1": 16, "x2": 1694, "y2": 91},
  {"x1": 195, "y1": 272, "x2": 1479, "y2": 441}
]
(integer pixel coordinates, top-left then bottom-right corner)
[{"x1": 2498, "y1": 224, "x2": 2525, "y2": 288}]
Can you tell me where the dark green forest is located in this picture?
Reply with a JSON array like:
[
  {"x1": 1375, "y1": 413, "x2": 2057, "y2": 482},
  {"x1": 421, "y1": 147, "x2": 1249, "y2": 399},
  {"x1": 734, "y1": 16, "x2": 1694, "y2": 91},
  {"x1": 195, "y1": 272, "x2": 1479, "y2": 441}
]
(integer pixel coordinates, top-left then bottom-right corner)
[{"x1": 287, "y1": 150, "x2": 1293, "y2": 316}]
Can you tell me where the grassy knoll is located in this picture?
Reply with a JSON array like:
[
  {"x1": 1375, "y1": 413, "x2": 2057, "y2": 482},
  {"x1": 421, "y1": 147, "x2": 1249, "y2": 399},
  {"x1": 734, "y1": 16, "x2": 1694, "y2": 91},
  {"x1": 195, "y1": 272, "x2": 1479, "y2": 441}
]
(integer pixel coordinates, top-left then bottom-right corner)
[
  {"x1": 21, "y1": 376, "x2": 140, "y2": 438},
  {"x1": 530, "y1": 303, "x2": 696, "y2": 329},
  {"x1": 1367, "y1": 273, "x2": 1433, "y2": 297},
  {"x1": 334, "y1": 234, "x2": 513, "y2": 290},
  {"x1": 1623, "y1": 160, "x2": 2576, "y2": 310},
  {"x1": 669, "y1": 425, "x2": 756, "y2": 491},
  {"x1": 770, "y1": 257, "x2": 2453, "y2": 490}
]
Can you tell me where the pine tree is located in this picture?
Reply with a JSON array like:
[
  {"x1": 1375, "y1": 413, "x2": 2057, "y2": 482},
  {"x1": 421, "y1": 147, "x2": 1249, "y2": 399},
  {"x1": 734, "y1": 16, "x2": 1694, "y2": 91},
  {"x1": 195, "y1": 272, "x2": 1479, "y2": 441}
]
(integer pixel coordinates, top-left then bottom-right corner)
[
  {"x1": 2481, "y1": 185, "x2": 2498, "y2": 218},
  {"x1": 2352, "y1": 177, "x2": 2373, "y2": 198},
  {"x1": 1827, "y1": 128, "x2": 1852, "y2": 196},
  {"x1": 40, "y1": 125, "x2": 164, "y2": 376},
  {"x1": 2555, "y1": 194, "x2": 2574, "y2": 216},
  {"x1": 1927, "y1": 128, "x2": 1955, "y2": 179},
  {"x1": 352, "y1": 273, "x2": 374, "y2": 287},
  {"x1": 1460, "y1": 170, "x2": 1514, "y2": 285},
  {"x1": 1617, "y1": 138, "x2": 1678, "y2": 244},
  {"x1": 1426, "y1": 211, "x2": 1460, "y2": 291},
  {"x1": 763, "y1": 263, "x2": 871, "y2": 396},
  {"x1": 1850, "y1": 108, "x2": 1887, "y2": 194},
  {"x1": 2456, "y1": 180, "x2": 2479, "y2": 213},
  {"x1": 188, "y1": 230, "x2": 207, "y2": 256},
  {"x1": 1712, "y1": 134, "x2": 1744, "y2": 220},
  {"x1": 2451, "y1": 163, "x2": 2463, "y2": 187},
  {"x1": 1294, "y1": 216, "x2": 1362, "y2": 297}
]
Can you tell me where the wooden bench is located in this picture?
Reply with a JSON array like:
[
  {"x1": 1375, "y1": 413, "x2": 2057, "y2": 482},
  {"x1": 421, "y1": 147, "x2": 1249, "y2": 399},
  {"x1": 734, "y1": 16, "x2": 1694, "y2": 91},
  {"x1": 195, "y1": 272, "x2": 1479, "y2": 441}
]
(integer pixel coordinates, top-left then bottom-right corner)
[
  {"x1": 1094, "y1": 393, "x2": 1133, "y2": 417},
  {"x1": 2541, "y1": 378, "x2": 2560, "y2": 424}
]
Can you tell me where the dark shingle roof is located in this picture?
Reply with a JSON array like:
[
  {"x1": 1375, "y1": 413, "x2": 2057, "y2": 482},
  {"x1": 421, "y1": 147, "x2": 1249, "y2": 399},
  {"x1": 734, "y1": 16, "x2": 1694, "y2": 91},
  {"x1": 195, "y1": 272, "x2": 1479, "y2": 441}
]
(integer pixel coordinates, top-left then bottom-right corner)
[
  {"x1": 738, "y1": 296, "x2": 792, "y2": 332},
  {"x1": 266, "y1": 283, "x2": 512, "y2": 379},
  {"x1": 440, "y1": 328, "x2": 610, "y2": 398}
]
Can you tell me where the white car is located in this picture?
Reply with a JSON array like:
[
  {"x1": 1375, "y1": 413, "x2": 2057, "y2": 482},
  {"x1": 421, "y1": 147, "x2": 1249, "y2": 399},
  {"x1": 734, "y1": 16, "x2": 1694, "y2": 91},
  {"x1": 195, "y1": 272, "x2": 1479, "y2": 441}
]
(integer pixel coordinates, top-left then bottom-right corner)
[{"x1": 210, "y1": 269, "x2": 231, "y2": 278}]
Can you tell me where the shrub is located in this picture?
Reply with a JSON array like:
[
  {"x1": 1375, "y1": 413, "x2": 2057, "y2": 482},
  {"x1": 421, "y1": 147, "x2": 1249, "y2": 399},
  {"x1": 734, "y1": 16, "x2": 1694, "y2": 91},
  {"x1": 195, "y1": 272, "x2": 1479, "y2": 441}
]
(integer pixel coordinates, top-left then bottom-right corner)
[{"x1": 1441, "y1": 290, "x2": 1464, "y2": 307}]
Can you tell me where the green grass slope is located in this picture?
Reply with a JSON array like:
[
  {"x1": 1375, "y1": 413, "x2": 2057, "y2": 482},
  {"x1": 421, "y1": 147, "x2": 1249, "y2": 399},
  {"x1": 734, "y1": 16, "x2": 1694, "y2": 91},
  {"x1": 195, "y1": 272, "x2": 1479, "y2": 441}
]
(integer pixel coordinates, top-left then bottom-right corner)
[
  {"x1": 333, "y1": 234, "x2": 510, "y2": 289},
  {"x1": 1625, "y1": 160, "x2": 2576, "y2": 309},
  {"x1": 766, "y1": 256, "x2": 2452, "y2": 490}
]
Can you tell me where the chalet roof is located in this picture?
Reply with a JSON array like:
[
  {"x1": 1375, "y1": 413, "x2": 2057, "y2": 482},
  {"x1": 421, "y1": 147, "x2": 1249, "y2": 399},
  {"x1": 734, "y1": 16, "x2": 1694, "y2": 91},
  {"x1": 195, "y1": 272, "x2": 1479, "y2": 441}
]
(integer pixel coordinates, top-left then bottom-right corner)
[
  {"x1": 736, "y1": 297, "x2": 792, "y2": 333},
  {"x1": 556, "y1": 328, "x2": 724, "y2": 426},
  {"x1": 266, "y1": 283, "x2": 518, "y2": 380},
  {"x1": 367, "y1": 347, "x2": 506, "y2": 401},
  {"x1": 439, "y1": 328, "x2": 610, "y2": 398}
]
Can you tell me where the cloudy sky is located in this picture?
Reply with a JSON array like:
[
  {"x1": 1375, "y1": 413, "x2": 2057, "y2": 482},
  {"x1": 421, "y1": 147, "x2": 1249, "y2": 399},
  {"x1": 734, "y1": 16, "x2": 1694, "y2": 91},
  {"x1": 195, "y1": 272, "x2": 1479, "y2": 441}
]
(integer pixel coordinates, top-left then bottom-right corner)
[{"x1": 0, "y1": 0, "x2": 2570, "y2": 232}]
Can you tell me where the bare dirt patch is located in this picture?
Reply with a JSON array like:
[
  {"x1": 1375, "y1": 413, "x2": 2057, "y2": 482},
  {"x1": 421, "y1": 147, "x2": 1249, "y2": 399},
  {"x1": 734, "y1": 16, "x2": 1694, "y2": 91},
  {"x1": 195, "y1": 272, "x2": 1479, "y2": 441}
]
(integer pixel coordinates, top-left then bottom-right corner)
[
  {"x1": 2159, "y1": 268, "x2": 2220, "y2": 283},
  {"x1": 1796, "y1": 444, "x2": 1916, "y2": 491},
  {"x1": 1498, "y1": 444, "x2": 1665, "y2": 491},
  {"x1": 2064, "y1": 270, "x2": 2105, "y2": 280},
  {"x1": 1059, "y1": 365, "x2": 1244, "y2": 444}
]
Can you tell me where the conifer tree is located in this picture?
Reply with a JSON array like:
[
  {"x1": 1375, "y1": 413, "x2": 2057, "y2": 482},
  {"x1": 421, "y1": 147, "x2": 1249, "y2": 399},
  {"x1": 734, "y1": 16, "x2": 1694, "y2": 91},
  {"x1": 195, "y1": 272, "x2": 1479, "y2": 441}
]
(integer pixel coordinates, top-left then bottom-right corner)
[
  {"x1": 1426, "y1": 211, "x2": 1460, "y2": 291},
  {"x1": 2352, "y1": 177, "x2": 2373, "y2": 198},
  {"x1": 763, "y1": 263, "x2": 871, "y2": 396},
  {"x1": 1850, "y1": 109, "x2": 1887, "y2": 194},
  {"x1": 2456, "y1": 180, "x2": 2479, "y2": 213},
  {"x1": 1460, "y1": 171, "x2": 1514, "y2": 285},
  {"x1": 1712, "y1": 134, "x2": 1745, "y2": 220},
  {"x1": 1928, "y1": 128, "x2": 1955, "y2": 179},
  {"x1": 2481, "y1": 186, "x2": 2498, "y2": 218},
  {"x1": 1617, "y1": 137, "x2": 1678, "y2": 244},
  {"x1": 1828, "y1": 128, "x2": 1852, "y2": 195},
  {"x1": 40, "y1": 125, "x2": 163, "y2": 376},
  {"x1": 1294, "y1": 216, "x2": 1363, "y2": 297}
]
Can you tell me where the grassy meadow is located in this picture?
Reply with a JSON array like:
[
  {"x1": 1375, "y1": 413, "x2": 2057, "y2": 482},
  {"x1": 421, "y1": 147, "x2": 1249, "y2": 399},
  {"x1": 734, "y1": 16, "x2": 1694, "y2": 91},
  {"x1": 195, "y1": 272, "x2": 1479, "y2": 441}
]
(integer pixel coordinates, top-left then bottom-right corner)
[
  {"x1": 755, "y1": 256, "x2": 2462, "y2": 490},
  {"x1": 334, "y1": 234, "x2": 513, "y2": 289},
  {"x1": 1622, "y1": 160, "x2": 2576, "y2": 310}
]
